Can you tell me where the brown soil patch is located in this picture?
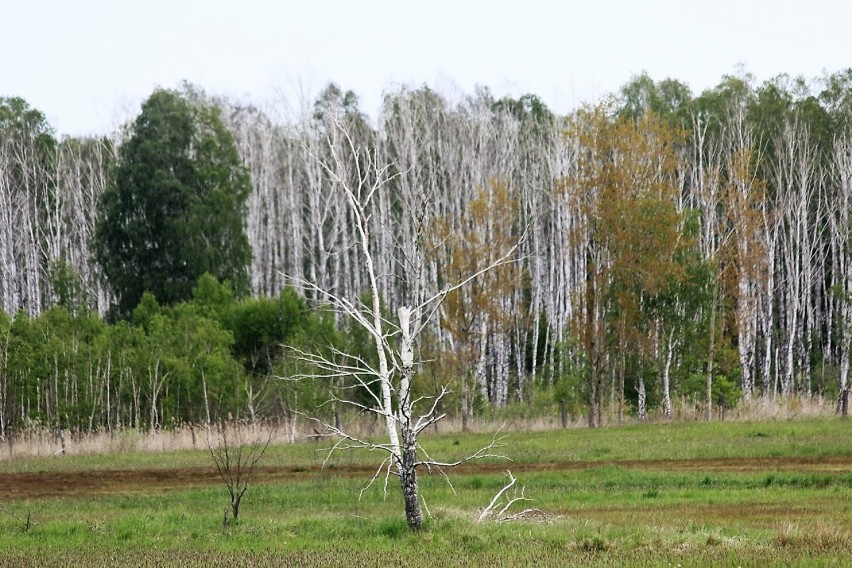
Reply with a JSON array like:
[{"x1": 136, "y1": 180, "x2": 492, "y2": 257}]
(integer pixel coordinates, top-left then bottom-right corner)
[{"x1": 1, "y1": 455, "x2": 849, "y2": 502}]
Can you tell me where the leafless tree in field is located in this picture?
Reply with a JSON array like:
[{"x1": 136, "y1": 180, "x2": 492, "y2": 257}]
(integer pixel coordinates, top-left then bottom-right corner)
[
  {"x1": 208, "y1": 420, "x2": 273, "y2": 526},
  {"x1": 288, "y1": 118, "x2": 519, "y2": 531}
]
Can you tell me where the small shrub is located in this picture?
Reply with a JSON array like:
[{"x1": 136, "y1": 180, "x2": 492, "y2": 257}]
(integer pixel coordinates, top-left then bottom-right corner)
[{"x1": 579, "y1": 536, "x2": 608, "y2": 552}]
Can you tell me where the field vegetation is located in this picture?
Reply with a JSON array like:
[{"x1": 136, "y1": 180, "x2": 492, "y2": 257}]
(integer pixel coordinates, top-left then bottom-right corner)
[{"x1": 0, "y1": 417, "x2": 849, "y2": 566}]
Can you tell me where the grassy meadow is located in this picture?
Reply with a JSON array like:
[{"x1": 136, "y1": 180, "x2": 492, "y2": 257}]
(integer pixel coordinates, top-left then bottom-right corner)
[{"x1": 0, "y1": 418, "x2": 850, "y2": 566}]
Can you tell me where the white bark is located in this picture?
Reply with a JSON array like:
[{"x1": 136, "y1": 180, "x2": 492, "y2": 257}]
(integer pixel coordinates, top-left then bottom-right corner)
[
  {"x1": 661, "y1": 326, "x2": 676, "y2": 418},
  {"x1": 832, "y1": 135, "x2": 852, "y2": 393}
]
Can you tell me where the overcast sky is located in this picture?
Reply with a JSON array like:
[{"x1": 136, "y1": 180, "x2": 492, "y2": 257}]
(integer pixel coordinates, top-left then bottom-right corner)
[{"x1": 2, "y1": 0, "x2": 851, "y2": 136}]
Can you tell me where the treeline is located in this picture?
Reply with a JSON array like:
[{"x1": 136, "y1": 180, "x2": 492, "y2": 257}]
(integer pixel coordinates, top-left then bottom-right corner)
[
  {"x1": 0, "y1": 274, "x2": 338, "y2": 435},
  {"x1": 2, "y1": 69, "x2": 852, "y2": 433}
]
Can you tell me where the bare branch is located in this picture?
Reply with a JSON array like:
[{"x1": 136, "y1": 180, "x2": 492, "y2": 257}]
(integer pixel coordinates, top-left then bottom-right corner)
[
  {"x1": 307, "y1": 416, "x2": 397, "y2": 467},
  {"x1": 359, "y1": 455, "x2": 395, "y2": 501},
  {"x1": 413, "y1": 386, "x2": 452, "y2": 433},
  {"x1": 415, "y1": 428, "x2": 510, "y2": 469},
  {"x1": 478, "y1": 471, "x2": 531, "y2": 522},
  {"x1": 416, "y1": 443, "x2": 457, "y2": 496},
  {"x1": 413, "y1": 234, "x2": 528, "y2": 338}
]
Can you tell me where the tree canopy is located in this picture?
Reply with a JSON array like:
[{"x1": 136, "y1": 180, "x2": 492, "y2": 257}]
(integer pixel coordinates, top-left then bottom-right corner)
[
  {"x1": 94, "y1": 86, "x2": 251, "y2": 317},
  {"x1": 6, "y1": 69, "x2": 852, "y2": 431}
]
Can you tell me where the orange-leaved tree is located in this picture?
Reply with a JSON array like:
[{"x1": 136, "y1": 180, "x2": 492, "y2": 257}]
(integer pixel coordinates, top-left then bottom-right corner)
[{"x1": 562, "y1": 104, "x2": 694, "y2": 425}]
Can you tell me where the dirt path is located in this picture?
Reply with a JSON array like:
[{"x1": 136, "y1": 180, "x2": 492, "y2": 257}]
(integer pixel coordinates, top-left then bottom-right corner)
[{"x1": 1, "y1": 455, "x2": 849, "y2": 501}]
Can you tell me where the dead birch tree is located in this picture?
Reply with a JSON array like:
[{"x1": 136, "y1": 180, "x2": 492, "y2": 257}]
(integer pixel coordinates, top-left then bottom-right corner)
[{"x1": 289, "y1": 118, "x2": 517, "y2": 531}]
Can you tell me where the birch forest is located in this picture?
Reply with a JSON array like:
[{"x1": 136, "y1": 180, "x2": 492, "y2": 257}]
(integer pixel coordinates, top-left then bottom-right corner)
[{"x1": 2, "y1": 69, "x2": 852, "y2": 436}]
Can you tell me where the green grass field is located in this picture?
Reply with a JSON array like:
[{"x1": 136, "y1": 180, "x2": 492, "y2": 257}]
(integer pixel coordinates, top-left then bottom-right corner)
[{"x1": 1, "y1": 418, "x2": 850, "y2": 566}]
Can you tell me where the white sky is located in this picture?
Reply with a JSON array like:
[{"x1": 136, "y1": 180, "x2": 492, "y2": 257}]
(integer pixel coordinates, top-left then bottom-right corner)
[{"x1": 2, "y1": 0, "x2": 851, "y2": 136}]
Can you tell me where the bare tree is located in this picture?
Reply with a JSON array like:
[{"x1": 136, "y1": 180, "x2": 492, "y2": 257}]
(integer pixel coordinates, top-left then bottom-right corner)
[
  {"x1": 289, "y1": 119, "x2": 517, "y2": 531},
  {"x1": 208, "y1": 420, "x2": 273, "y2": 526}
]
